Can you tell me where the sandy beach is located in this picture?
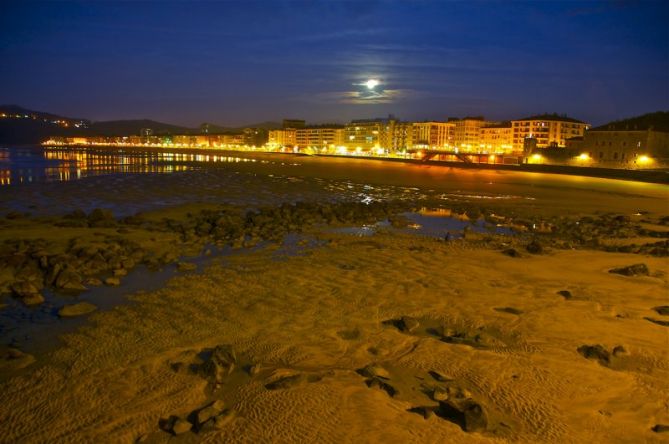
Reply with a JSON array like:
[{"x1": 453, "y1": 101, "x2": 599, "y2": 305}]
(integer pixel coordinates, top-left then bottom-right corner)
[{"x1": 0, "y1": 156, "x2": 668, "y2": 443}]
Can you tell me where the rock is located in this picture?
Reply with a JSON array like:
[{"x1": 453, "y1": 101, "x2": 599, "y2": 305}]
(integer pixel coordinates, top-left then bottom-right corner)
[
  {"x1": 85, "y1": 277, "x2": 103, "y2": 286},
  {"x1": 460, "y1": 399, "x2": 488, "y2": 432},
  {"x1": 652, "y1": 306, "x2": 669, "y2": 316},
  {"x1": 1, "y1": 346, "x2": 35, "y2": 370},
  {"x1": 428, "y1": 370, "x2": 453, "y2": 382},
  {"x1": 11, "y1": 281, "x2": 40, "y2": 298},
  {"x1": 88, "y1": 208, "x2": 114, "y2": 223},
  {"x1": 494, "y1": 307, "x2": 523, "y2": 315},
  {"x1": 55, "y1": 270, "x2": 86, "y2": 291},
  {"x1": 525, "y1": 240, "x2": 543, "y2": 254},
  {"x1": 58, "y1": 302, "x2": 97, "y2": 317},
  {"x1": 112, "y1": 268, "x2": 127, "y2": 277},
  {"x1": 645, "y1": 317, "x2": 669, "y2": 327},
  {"x1": 365, "y1": 376, "x2": 398, "y2": 397},
  {"x1": 177, "y1": 261, "x2": 197, "y2": 272},
  {"x1": 409, "y1": 406, "x2": 436, "y2": 419},
  {"x1": 577, "y1": 344, "x2": 610, "y2": 364},
  {"x1": 397, "y1": 316, "x2": 420, "y2": 333},
  {"x1": 609, "y1": 263, "x2": 649, "y2": 277},
  {"x1": 265, "y1": 374, "x2": 305, "y2": 390},
  {"x1": 20, "y1": 293, "x2": 45, "y2": 306},
  {"x1": 201, "y1": 345, "x2": 236, "y2": 384},
  {"x1": 502, "y1": 248, "x2": 521, "y2": 258},
  {"x1": 652, "y1": 424, "x2": 669, "y2": 433},
  {"x1": 171, "y1": 418, "x2": 192, "y2": 435},
  {"x1": 557, "y1": 290, "x2": 572, "y2": 300},
  {"x1": 104, "y1": 277, "x2": 120, "y2": 286},
  {"x1": 357, "y1": 364, "x2": 391, "y2": 379},
  {"x1": 196, "y1": 400, "x2": 225, "y2": 425},
  {"x1": 438, "y1": 398, "x2": 488, "y2": 433},
  {"x1": 432, "y1": 388, "x2": 449, "y2": 401},
  {"x1": 212, "y1": 410, "x2": 236, "y2": 429},
  {"x1": 612, "y1": 345, "x2": 629, "y2": 357}
]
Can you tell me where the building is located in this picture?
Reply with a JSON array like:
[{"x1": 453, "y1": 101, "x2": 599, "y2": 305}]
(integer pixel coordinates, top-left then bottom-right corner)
[
  {"x1": 243, "y1": 128, "x2": 268, "y2": 146},
  {"x1": 381, "y1": 120, "x2": 413, "y2": 152},
  {"x1": 479, "y1": 122, "x2": 514, "y2": 153},
  {"x1": 344, "y1": 119, "x2": 383, "y2": 151},
  {"x1": 295, "y1": 125, "x2": 345, "y2": 150},
  {"x1": 344, "y1": 116, "x2": 412, "y2": 152},
  {"x1": 268, "y1": 129, "x2": 297, "y2": 147},
  {"x1": 512, "y1": 114, "x2": 589, "y2": 151},
  {"x1": 411, "y1": 121, "x2": 455, "y2": 148},
  {"x1": 451, "y1": 117, "x2": 491, "y2": 150},
  {"x1": 578, "y1": 129, "x2": 669, "y2": 168}
]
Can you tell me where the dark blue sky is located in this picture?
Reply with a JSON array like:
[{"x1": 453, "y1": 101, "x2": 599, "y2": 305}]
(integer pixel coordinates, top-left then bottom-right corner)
[{"x1": 1, "y1": 1, "x2": 667, "y2": 127}]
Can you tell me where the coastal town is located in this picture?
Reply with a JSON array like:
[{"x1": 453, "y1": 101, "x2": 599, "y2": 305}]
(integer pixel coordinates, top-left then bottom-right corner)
[{"x1": 43, "y1": 112, "x2": 669, "y2": 170}]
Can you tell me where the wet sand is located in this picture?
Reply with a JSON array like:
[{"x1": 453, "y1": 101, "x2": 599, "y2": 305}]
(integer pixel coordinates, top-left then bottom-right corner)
[{"x1": 0, "y1": 159, "x2": 668, "y2": 443}]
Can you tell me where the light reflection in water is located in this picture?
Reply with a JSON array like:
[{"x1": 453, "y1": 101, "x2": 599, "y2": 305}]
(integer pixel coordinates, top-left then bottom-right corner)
[{"x1": 0, "y1": 146, "x2": 265, "y2": 186}]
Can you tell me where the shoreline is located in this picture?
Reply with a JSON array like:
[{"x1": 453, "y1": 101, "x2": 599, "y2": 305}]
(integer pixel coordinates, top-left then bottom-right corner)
[{"x1": 36, "y1": 143, "x2": 669, "y2": 185}]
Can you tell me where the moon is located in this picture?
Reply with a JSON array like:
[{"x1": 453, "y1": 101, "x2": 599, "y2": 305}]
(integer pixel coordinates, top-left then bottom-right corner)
[{"x1": 365, "y1": 79, "x2": 380, "y2": 90}]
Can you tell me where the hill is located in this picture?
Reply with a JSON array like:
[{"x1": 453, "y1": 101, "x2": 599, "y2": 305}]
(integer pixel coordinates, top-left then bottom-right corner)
[
  {"x1": 592, "y1": 111, "x2": 669, "y2": 132},
  {"x1": 0, "y1": 105, "x2": 281, "y2": 145}
]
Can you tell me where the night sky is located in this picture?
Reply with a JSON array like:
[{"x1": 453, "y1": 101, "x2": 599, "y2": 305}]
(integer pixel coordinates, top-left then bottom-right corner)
[{"x1": 1, "y1": 1, "x2": 667, "y2": 127}]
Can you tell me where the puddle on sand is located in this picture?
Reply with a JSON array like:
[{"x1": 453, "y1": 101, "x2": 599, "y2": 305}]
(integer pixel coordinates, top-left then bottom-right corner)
[
  {"x1": 0, "y1": 264, "x2": 181, "y2": 357},
  {"x1": 0, "y1": 243, "x2": 237, "y2": 357},
  {"x1": 0, "y1": 234, "x2": 327, "y2": 360}
]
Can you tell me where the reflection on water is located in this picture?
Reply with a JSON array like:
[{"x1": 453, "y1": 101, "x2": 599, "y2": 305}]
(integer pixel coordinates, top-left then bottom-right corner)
[{"x1": 0, "y1": 146, "x2": 266, "y2": 186}]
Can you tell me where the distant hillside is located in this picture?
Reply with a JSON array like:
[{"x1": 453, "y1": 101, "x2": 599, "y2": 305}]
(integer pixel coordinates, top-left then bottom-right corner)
[
  {"x1": 592, "y1": 111, "x2": 669, "y2": 132},
  {"x1": 88, "y1": 119, "x2": 192, "y2": 136},
  {"x1": 0, "y1": 105, "x2": 282, "y2": 145}
]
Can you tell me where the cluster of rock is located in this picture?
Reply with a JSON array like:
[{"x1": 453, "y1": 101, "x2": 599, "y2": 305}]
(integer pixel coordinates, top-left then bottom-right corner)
[
  {"x1": 577, "y1": 344, "x2": 628, "y2": 366},
  {"x1": 409, "y1": 371, "x2": 489, "y2": 433},
  {"x1": 0, "y1": 232, "x2": 146, "y2": 306},
  {"x1": 1, "y1": 200, "x2": 416, "y2": 307},
  {"x1": 160, "y1": 399, "x2": 235, "y2": 436}
]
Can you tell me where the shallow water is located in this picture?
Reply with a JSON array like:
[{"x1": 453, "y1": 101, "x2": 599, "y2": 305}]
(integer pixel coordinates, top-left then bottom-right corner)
[{"x1": 0, "y1": 146, "x2": 666, "y2": 218}]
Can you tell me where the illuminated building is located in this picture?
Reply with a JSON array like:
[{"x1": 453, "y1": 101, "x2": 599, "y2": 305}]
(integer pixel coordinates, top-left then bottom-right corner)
[
  {"x1": 479, "y1": 122, "x2": 514, "y2": 153},
  {"x1": 511, "y1": 114, "x2": 589, "y2": 150},
  {"x1": 243, "y1": 128, "x2": 268, "y2": 146},
  {"x1": 344, "y1": 120, "x2": 383, "y2": 151},
  {"x1": 344, "y1": 116, "x2": 412, "y2": 152},
  {"x1": 579, "y1": 128, "x2": 669, "y2": 168},
  {"x1": 411, "y1": 121, "x2": 455, "y2": 148},
  {"x1": 452, "y1": 117, "x2": 490, "y2": 149},
  {"x1": 295, "y1": 125, "x2": 344, "y2": 150},
  {"x1": 268, "y1": 129, "x2": 297, "y2": 147}
]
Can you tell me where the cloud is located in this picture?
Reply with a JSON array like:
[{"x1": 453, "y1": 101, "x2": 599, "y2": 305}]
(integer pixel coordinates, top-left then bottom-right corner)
[{"x1": 311, "y1": 88, "x2": 414, "y2": 104}]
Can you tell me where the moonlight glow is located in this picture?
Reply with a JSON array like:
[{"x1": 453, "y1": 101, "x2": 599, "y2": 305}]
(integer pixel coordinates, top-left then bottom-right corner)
[{"x1": 365, "y1": 79, "x2": 380, "y2": 90}]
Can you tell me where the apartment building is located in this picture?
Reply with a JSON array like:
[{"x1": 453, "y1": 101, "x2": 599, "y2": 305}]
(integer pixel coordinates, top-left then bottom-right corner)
[
  {"x1": 411, "y1": 121, "x2": 455, "y2": 148},
  {"x1": 512, "y1": 114, "x2": 589, "y2": 150}
]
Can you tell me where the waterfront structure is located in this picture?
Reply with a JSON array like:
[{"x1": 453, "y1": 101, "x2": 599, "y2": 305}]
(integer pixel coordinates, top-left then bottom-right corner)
[
  {"x1": 479, "y1": 122, "x2": 514, "y2": 153},
  {"x1": 451, "y1": 117, "x2": 493, "y2": 151},
  {"x1": 344, "y1": 116, "x2": 413, "y2": 153},
  {"x1": 243, "y1": 128, "x2": 268, "y2": 146},
  {"x1": 511, "y1": 114, "x2": 589, "y2": 151},
  {"x1": 411, "y1": 121, "x2": 455, "y2": 148},
  {"x1": 295, "y1": 125, "x2": 345, "y2": 150},
  {"x1": 577, "y1": 129, "x2": 669, "y2": 168},
  {"x1": 344, "y1": 119, "x2": 383, "y2": 151},
  {"x1": 268, "y1": 129, "x2": 297, "y2": 147}
]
